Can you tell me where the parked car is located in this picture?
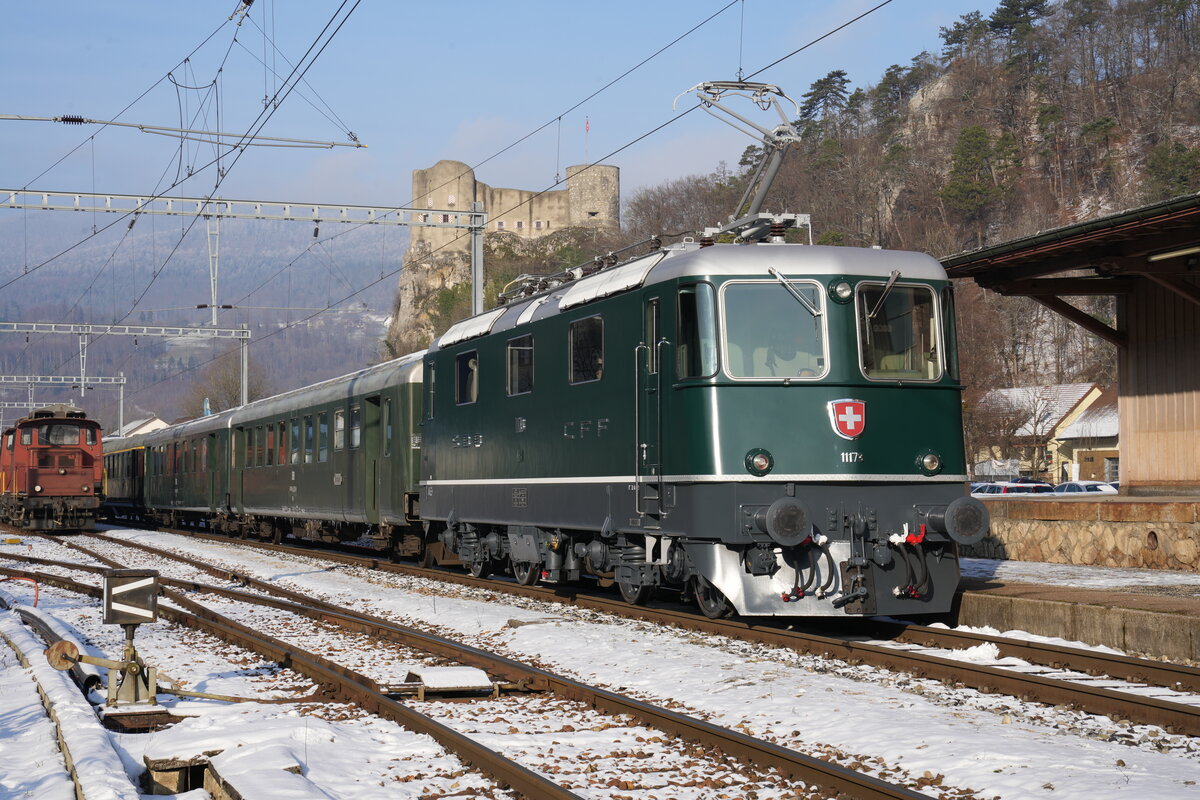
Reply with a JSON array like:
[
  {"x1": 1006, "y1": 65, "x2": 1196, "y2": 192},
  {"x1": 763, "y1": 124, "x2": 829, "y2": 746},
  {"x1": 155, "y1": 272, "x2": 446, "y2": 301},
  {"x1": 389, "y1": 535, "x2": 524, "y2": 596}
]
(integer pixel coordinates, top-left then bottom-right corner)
[
  {"x1": 975, "y1": 481, "x2": 1055, "y2": 496},
  {"x1": 1053, "y1": 480, "x2": 1118, "y2": 495}
]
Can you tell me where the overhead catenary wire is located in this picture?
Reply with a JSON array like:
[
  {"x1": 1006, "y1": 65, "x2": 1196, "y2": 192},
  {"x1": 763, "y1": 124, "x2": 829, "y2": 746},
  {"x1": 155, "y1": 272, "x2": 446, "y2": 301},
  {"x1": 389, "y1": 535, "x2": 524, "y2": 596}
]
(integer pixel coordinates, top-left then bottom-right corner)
[{"x1": 109, "y1": 0, "x2": 897, "y2": 412}]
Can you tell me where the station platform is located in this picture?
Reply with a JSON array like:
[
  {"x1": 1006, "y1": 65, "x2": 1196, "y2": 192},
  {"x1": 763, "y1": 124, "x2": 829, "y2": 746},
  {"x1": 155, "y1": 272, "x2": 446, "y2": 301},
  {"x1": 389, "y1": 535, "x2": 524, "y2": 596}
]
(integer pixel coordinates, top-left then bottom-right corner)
[{"x1": 954, "y1": 558, "x2": 1200, "y2": 662}]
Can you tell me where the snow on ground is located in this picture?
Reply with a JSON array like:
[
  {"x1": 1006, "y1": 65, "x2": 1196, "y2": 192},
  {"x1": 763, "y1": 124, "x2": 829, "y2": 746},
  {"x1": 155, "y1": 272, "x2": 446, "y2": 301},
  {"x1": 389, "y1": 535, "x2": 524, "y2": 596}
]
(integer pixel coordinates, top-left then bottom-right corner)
[
  {"x1": 0, "y1": 621, "x2": 74, "y2": 800},
  {"x1": 961, "y1": 556, "x2": 1200, "y2": 591},
  {"x1": 2, "y1": 530, "x2": 1199, "y2": 798}
]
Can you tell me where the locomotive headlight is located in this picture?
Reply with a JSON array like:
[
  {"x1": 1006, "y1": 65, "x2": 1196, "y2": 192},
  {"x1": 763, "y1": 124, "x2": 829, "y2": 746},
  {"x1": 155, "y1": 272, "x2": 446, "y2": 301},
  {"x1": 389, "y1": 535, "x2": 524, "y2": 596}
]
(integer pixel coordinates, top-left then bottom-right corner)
[
  {"x1": 917, "y1": 450, "x2": 943, "y2": 475},
  {"x1": 828, "y1": 279, "x2": 854, "y2": 303},
  {"x1": 33, "y1": 484, "x2": 42, "y2": 493},
  {"x1": 745, "y1": 448, "x2": 774, "y2": 476},
  {"x1": 82, "y1": 485, "x2": 90, "y2": 492}
]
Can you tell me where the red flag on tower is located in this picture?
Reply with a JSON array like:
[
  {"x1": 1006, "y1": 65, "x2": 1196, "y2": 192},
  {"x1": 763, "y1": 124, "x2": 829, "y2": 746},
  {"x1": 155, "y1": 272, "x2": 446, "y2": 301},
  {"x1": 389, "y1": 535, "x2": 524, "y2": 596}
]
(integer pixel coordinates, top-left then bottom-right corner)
[{"x1": 585, "y1": 117, "x2": 590, "y2": 133}]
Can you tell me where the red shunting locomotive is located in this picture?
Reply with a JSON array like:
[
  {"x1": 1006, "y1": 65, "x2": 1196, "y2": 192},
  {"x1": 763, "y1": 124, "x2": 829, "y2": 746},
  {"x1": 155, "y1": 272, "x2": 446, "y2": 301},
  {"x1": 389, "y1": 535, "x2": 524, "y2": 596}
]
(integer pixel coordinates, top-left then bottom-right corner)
[{"x1": 0, "y1": 405, "x2": 103, "y2": 530}]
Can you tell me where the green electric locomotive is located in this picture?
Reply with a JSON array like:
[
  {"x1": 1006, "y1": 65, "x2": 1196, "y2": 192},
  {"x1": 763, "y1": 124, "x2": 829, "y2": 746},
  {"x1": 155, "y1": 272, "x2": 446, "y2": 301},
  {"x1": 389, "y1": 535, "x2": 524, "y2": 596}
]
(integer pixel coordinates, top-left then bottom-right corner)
[{"x1": 422, "y1": 214, "x2": 988, "y2": 618}]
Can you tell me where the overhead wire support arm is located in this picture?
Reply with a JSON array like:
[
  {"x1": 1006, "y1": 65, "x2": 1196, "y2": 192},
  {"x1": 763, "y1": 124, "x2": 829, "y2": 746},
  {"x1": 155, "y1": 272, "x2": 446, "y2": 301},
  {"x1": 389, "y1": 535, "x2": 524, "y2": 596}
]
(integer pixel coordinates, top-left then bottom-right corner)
[
  {"x1": 0, "y1": 114, "x2": 366, "y2": 150},
  {"x1": 0, "y1": 189, "x2": 476, "y2": 229}
]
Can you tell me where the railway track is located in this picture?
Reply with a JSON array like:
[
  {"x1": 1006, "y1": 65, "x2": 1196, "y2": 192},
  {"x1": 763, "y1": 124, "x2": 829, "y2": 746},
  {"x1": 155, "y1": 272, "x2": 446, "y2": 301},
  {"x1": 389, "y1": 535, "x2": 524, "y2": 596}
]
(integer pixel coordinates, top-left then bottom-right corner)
[
  {"x1": 1, "y1": 531, "x2": 942, "y2": 800},
  {"x1": 77, "y1": 525, "x2": 1200, "y2": 738}
]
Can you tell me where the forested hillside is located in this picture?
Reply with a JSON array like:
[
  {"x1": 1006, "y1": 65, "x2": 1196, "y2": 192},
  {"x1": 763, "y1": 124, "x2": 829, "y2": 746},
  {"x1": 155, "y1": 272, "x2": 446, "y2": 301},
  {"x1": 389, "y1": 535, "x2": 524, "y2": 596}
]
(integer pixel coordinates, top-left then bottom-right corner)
[{"x1": 620, "y1": 0, "x2": 1200, "y2": 397}]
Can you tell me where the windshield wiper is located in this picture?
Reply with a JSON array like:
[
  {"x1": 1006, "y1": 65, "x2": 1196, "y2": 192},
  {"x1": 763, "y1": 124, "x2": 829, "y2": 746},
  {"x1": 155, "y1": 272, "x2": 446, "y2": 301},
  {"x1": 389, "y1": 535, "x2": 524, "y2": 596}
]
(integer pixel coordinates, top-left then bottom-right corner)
[
  {"x1": 868, "y1": 269, "x2": 901, "y2": 319},
  {"x1": 767, "y1": 268, "x2": 820, "y2": 317}
]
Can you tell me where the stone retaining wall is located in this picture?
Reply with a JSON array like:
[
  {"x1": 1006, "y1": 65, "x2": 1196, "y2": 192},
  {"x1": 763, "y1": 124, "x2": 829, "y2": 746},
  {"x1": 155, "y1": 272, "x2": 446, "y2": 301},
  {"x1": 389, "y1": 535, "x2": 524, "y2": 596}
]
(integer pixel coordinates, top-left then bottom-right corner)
[{"x1": 962, "y1": 498, "x2": 1200, "y2": 571}]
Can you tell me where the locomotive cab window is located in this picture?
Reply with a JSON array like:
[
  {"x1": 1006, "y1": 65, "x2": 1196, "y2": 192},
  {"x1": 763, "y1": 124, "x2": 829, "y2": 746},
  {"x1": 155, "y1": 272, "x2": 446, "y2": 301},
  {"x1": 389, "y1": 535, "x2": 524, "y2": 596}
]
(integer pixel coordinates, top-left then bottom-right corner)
[
  {"x1": 857, "y1": 281, "x2": 941, "y2": 381},
  {"x1": 721, "y1": 279, "x2": 826, "y2": 379},
  {"x1": 456, "y1": 351, "x2": 479, "y2": 404},
  {"x1": 677, "y1": 283, "x2": 718, "y2": 379},
  {"x1": 507, "y1": 335, "x2": 534, "y2": 395},
  {"x1": 569, "y1": 317, "x2": 603, "y2": 384},
  {"x1": 85, "y1": 428, "x2": 97, "y2": 446},
  {"x1": 39, "y1": 424, "x2": 80, "y2": 445},
  {"x1": 21, "y1": 429, "x2": 31, "y2": 446}
]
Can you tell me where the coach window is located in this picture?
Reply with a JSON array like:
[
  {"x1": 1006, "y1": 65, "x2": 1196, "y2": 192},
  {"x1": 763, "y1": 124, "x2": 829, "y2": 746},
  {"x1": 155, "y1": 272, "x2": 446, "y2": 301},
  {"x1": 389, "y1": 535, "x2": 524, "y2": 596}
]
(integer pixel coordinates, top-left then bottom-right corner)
[
  {"x1": 290, "y1": 419, "x2": 300, "y2": 464},
  {"x1": 383, "y1": 399, "x2": 393, "y2": 457},
  {"x1": 202, "y1": 439, "x2": 208, "y2": 471},
  {"x1": 256, "y1": 426, "x2": 266, "y2": 466},
  {"x1": 318, "y1": 412, "x2": 330, "y2": 462},
  {"x1": 569, "y1": 317, "x2": 603, "y2": 384},
  {"x1": 304, "y1": 415, "x2": 314, "y2": 463},
  {"x1": 277, "y1": 422, "x2": 286, "y2": 464},
  {"x1": 334, "y1": 409, "x2": 345, "y2": 449},
  {"x1": 245, "y1": 429, "x2": 253, "y2": 468},
  {"x1": 455, "y1": 351, "x2": 479, "y2": 404},
  {"x1": 350, "y1": 405, "x2": 362, "y2": 447},
  {"x1": 266, "y1": 426, "x2": 275, "y2": 466},
  {"x1": 507, "y1": 335, "x2": 534, "y2": 395},
  {"x1": 677, "y1": 283, "x2": 718, "y2": 379}
]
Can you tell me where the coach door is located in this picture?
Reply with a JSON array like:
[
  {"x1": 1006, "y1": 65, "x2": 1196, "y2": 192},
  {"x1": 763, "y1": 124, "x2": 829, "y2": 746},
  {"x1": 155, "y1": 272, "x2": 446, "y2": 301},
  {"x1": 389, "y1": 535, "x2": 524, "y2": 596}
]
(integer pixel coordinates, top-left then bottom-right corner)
[
  {"x1": 635, "y1": 296, "x2": 666, "y2": 521},
  {"x1": 363, "y1": 396, "x2": 381, "y2": 525},
  {"x1": 231, "y1": 426, "x2": 245, "y2": 514}
]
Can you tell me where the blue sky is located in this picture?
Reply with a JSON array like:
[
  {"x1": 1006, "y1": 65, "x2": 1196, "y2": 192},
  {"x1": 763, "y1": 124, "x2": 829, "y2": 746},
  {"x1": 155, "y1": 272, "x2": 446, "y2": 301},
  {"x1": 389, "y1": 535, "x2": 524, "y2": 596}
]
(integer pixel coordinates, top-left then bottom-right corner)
[{"x1": 1, "y1": 1, "x2": 988, "y2": 210}]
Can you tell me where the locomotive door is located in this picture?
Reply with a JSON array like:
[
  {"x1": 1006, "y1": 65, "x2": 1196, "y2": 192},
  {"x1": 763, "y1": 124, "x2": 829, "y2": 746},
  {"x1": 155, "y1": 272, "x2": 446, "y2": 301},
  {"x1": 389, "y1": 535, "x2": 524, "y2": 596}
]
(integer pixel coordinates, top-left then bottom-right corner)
[
  {"x1": 362, "y1": 396, "x2": 381, "y2": 525},
  {"x1": 635, "y1": 297, "x2": 665, "y2": 519}
]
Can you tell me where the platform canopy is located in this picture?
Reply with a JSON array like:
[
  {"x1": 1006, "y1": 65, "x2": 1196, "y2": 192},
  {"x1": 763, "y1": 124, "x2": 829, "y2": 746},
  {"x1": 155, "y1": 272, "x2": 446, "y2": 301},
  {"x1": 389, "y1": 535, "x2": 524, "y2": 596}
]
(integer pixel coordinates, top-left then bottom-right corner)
[{"x1": 941, "y1": 191, "x2": 1200, "y2": 496}]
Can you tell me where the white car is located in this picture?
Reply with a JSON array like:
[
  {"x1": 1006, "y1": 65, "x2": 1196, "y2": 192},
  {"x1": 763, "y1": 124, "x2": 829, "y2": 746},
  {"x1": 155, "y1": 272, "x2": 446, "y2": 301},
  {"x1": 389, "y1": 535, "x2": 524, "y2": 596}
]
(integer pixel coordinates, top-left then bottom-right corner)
[{"x1": 1053, "y1": 480, "x2": 1118, "y2": 495}]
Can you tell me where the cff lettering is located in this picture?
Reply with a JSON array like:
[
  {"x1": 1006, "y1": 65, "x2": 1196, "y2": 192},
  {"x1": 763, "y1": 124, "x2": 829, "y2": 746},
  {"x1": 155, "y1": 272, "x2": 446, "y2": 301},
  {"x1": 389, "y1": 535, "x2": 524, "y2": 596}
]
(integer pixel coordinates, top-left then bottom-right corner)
[{"x1": 563, "y1": 418, "x2": 609, "y2": 440}]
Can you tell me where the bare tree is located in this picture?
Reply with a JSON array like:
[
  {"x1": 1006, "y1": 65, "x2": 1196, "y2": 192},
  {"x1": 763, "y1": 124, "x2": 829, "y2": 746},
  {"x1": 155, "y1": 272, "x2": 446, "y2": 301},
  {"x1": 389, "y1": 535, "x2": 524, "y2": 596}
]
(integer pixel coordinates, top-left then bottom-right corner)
[{"x1": 182, "y1": 348, "x2": 273, "y2": 419}]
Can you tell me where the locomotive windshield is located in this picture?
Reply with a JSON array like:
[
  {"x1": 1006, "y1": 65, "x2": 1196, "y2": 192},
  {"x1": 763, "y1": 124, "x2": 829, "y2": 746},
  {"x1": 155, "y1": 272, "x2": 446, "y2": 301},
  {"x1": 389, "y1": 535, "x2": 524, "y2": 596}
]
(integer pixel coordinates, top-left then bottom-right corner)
[
  {"x1": 722, "y1": 280, "x2": 826, "y2": 379},
  {"x1": 36, "y1": 423, "x2": 83, "y2": 445},
  {"x1": 857, "y1": 282, "x2": 941, "y2": 380}
]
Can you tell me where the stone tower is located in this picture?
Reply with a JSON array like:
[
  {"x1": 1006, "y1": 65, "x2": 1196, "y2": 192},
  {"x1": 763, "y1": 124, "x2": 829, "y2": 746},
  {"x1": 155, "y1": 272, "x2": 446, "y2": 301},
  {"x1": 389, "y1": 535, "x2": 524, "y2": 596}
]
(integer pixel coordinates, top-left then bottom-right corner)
[{"x1": 388, "y1": 160, "x2": 620, "y2": 352}]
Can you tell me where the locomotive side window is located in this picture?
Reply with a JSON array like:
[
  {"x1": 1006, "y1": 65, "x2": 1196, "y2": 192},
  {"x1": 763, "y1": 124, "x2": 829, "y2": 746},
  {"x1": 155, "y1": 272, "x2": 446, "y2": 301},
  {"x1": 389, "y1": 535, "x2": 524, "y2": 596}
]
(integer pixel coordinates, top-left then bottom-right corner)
[
  {"x1": 645, "y1": 299, "x2": 660, "y2": 374},
  {"x1": 677, "y1": 284, "x2": 718, "y2": 379},
  {"x1": 85, "y1": 427, "x2": 97, "y2": 446},
  {"x1": 857, "y1": 283, "x2": 941, "y2": 381},
  {"x1": 456, "y1": 352, "x2": 479, "y2": 404},
  {"x1": 569, "y1": 317, "x2": 604, "y2": 384},
  {"x1": 507, "y1": 335, "x2": 534, "y2": 395},
  {"x1": 350, "y1": 405, "x2": 362, "y2": 447},
  {"x1": 4, "y1": 433, "x2": 11, "y2": 450},
  {"x1": 318, "y1": 412, "x2": 330, "y2": 462},
  {"x1": 426, "y1": 362, "x2": 436, "y2": 420},
  {"x1": 334, "y1": 409, "x2": 346, "y2": 450},
  {"x1": 721, "y1": 280, "x2": 825, "y2": 379},
  {"x1": 942, "y1": 286, "x2": 960, "y2": 382},
  {"x1": 21, "y1": 429, "x2": 31, "y2": 446},
  {"x1": 383, "y1": 399, "x2": 392, "y2": 457}
]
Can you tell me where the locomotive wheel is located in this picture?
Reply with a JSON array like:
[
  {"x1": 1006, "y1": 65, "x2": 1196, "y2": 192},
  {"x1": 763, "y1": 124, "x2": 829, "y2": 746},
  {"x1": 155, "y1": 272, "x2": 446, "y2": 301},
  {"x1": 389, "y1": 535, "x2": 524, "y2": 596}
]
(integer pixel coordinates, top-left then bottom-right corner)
[
  {"x1": 617, "y1": 579, "x2": 654, "y2": 606},
  {"x1": 512, "y1": 561, "x2": 540, "y2": 586},
  {"x1": 694, "y1": 576, "x2": 732, "y2": 619},
  {"x1": 468, "y1": 559, "x2": 491, "y2": 579}
]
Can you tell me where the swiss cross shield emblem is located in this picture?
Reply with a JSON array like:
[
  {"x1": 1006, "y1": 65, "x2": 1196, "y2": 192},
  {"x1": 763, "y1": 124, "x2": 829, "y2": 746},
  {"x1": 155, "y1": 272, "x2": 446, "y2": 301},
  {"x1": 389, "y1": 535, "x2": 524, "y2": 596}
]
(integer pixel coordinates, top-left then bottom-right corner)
[{"x1": 828, "y1": 399, "x2": 866, "y2": 440}]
